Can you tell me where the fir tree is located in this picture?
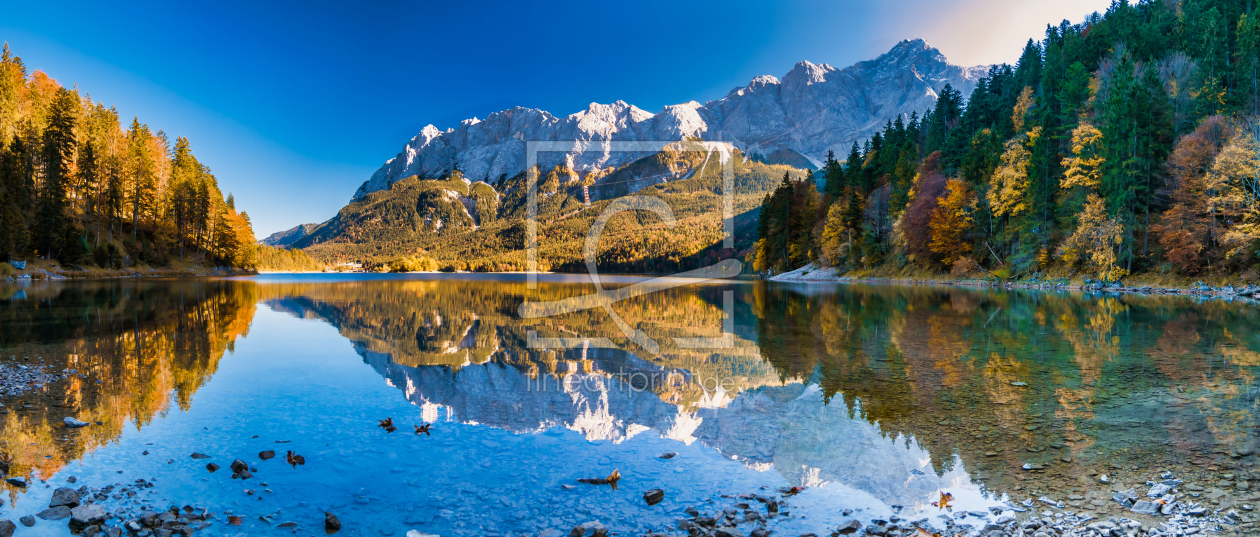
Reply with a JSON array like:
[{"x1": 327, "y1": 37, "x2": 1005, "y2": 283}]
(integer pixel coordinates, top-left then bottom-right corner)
[{"x1": 33, "y1": 87, "x2": 78, "y2": 259}]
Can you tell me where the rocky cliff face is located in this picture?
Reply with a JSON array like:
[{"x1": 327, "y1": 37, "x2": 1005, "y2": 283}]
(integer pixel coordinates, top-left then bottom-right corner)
[
  {"x1": 355, "y1": 39, "x2": 986, "y2": 199},
  {"x1": 259, "y1": 223, "x2": 319, "y2": 247}
]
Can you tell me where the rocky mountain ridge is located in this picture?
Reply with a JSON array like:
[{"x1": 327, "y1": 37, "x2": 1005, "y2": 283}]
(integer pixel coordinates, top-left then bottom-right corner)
[
  {"x1": 355, "y1": 38, "x2": 987, "y2": 200},
  {"x1": 259, "y1": 223, "x2": 320, "y2": 247}
]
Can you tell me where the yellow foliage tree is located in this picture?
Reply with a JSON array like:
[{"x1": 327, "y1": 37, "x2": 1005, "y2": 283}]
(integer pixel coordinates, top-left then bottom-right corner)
[
  {"x1": 1213, "y1": 123, "x2": 1260, "y2": 257},
  {"x1": 929, "y1": 179, "x2": 975, "y2": 265},
  {"x1": 818, "y1": 202, "x2": 850, "y2": 267},
  {"x1": 751, "y1": 238, "x2": 772, "y2": 272},
  {"x1": 1012, "y1": 86, "x2": 1035, "y2": 133},
  {"x1": 1056, "y1": 194, "x2": 1127, "y2": 282},
  {"x1": 988, "y1": 127, "x2": 1040, "y2": 217},
  {"x1": 1061, "y1": 122, "x2": 1106, "y2": 191}
]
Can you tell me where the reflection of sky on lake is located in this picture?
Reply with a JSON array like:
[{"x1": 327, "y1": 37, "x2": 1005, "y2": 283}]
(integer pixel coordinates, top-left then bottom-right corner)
[
  {"x1": 1, "y1": 299, "x2": 998, "y2": 537},
  {"x1": 5, "y1": 274, "x2": 1260, "y2": 536}
]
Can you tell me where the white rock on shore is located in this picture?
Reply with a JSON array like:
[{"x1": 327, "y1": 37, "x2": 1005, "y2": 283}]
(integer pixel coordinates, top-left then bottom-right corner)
[{"x1": 767, "y1": 263, "x2": 846, "y2": 283}]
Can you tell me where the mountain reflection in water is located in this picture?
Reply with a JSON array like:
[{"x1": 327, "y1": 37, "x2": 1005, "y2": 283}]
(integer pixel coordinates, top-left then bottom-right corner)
[{"x1": 2, "y1": 275, "x2": 1259, "y2": 528}]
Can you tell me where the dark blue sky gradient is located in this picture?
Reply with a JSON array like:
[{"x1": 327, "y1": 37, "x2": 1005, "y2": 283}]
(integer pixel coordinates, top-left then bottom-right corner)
[{"x1": 2, "y1": 0, "x2": 1111, "y2": 235}]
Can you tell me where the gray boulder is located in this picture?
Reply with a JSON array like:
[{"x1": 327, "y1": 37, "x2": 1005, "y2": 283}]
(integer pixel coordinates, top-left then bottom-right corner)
[
  {"x1": 49, "y1": 486, "x2": 81, "y2": 508},
  {"x1": 836, "y1": 519, "x2": 862, "y2": 534},
  {"x1": 70, "y1": 503, "x2": 108, "y2": 528},
  {"x1": 1131, "y1": 500, "x2": 1159, "y2": 515},
  {"x1": 36, "y1": 506, "x2": 73, "y2": 520}
]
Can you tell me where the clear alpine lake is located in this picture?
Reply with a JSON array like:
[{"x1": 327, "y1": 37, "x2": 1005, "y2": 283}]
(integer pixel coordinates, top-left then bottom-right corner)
[{"x1": 2, "y1": 274, "x2": 1259, "y2": 536}]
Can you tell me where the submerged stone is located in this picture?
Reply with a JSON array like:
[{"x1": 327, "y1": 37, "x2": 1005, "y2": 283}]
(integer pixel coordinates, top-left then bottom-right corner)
[
  {"x1": 643, "y1": 489, "x2": 665, "y2": 506},
  {"x1": 36, "y1": 506, "x2": 72, "y2": 520},
  {"x1": 49, "y1": 487, "x2": 80, "y2": 508}
]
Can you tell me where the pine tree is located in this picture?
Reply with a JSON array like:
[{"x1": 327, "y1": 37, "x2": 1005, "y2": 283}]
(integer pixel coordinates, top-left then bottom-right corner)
[
  {"x1": 845, "y1": 142, "x2": 862, "y2": 187},
  {"x1": 33, "y1": 87, "x2": 78, "y2": 259},
  {"x1": 822, "y1": 150, "x2": 845, "y2": 198},
  {"x1": 0, "y1": 135, "x2": 29, "y2": 259}
]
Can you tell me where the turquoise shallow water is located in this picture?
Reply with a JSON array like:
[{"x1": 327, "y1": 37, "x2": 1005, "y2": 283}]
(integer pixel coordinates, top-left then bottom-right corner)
[{"x1": 3, "y1": 274, "x2": 1259, "y2": 535}]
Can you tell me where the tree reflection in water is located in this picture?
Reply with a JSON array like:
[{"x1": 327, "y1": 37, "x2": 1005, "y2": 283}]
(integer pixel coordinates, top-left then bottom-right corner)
[{"x1": 3, "y1": 277, "x2": 1259, "y2": 502}]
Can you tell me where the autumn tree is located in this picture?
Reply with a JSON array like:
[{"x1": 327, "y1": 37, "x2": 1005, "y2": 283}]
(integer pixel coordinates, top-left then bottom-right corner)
[
  {"x1": 988, "y1": 128, "x2": 1038, "y2": 219},
  {"x1": 902, "y1": 152, "x2": 948, "y2": 262},
  {"x1": 1057, "y1": 194, "x2": 1126, "y2": 282},
  {"x1": 929, "y1": 178, "x2": 975, "y2": 266},
  {"x1": 0, "y1": 44, "x2": 257, "y2": 268},
  {"x1": 1151, "y1": 116, "x2": 1230, "y2": 273},
  {"x1": 1212, "y1": 119, "x2": 1260, "y2": 259},
  {"x1": 1061, "y1": 122, "x2": 1105, "y2": 193}
]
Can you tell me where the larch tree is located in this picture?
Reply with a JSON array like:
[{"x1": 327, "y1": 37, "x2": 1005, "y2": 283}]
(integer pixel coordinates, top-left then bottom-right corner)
[
  {"x1": 1213, "y1": 121, "x2": 1260, "y2": 259},
  {"x1": 929, "y1": 178, "x2": 975, "y2": 267},
  {"x1": 1151, "y1": 116, "x2": 1230, "y2": 273},
  {"x1": 1056, "y1": 194, "x2": 1126, "y2": 282}
]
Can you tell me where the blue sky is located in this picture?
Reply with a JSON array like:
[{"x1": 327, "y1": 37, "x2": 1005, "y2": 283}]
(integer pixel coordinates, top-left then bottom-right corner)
[{"x1": 3, "y1": 0, "x2": 1112, "y2": 236}]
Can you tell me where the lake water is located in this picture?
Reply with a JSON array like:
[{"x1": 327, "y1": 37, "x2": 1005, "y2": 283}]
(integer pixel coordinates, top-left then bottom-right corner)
[{"x1": 2, "y1": 274, "x2": 1259, "y2": 536}]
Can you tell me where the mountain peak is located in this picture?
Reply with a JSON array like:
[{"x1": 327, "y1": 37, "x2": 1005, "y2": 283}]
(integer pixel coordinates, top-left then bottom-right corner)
[
  {"x1": 785, "y1": 60, "x2": 835, "y2": 84},
  {"x1": 354, "y1": 39, "x2": 988, "y2": 200},
  {"x1": 879, "y1": 38, "x2": 947, "y2": 65},
  {"x1": 894, "y1": 38, "x2": 931, "y2": 50},
  {"x1": 748, "y1": 75, "x2": 780, "y2": 88}
]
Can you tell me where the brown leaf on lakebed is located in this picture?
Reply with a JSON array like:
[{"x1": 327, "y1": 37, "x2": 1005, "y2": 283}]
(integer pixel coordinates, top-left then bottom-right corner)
[
  {"x1": 576, "y1": 468, "x2": 621, "y2": 490},
  {"x1": 930, "y1": 491, "x2": 954, "y2": 510}
]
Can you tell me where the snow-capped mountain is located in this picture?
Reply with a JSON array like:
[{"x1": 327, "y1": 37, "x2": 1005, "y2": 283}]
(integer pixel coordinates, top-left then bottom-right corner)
[{"x1": 355, "y1": 39, "x2": 987, "y2": 200}]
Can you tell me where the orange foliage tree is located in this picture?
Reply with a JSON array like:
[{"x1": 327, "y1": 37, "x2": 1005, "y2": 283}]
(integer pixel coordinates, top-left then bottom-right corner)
[
  {"x1": 929, "y1": 178, "x2": 975, "y2": 266},
  {"x1": 1151, "y1": 116, "x2": 1230, "y2": 273}
]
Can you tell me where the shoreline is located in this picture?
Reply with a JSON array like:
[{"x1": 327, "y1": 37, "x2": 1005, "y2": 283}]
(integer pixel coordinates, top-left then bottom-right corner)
[
  {"x1": 4, "y1": 265, "x2": 257, "y2": 282},
  {"x1": 8, "y1": 260, "x2": 1258, "y2": 300},
  {"x1": 768, "y1": 262, "x2": 1260, "y2": 299}
]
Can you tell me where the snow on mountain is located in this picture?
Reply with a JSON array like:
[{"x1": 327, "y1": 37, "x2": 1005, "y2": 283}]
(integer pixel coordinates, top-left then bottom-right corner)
[{"x1": 355, "y1": 39, "x2": 987, "y2": 200}]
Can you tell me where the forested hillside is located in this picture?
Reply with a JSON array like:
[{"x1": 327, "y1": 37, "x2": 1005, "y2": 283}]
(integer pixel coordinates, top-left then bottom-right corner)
[
  {"x1": 294, "y1": 141, "x2": 798, "y2": 273},
  {"x1": 0, "y1": 44, "x2": 258, "y2": 270},
  {"x1": 756, "y1": 0, "x2": 1260, "y2": 283}
]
